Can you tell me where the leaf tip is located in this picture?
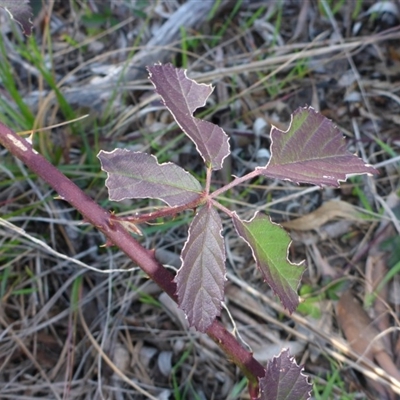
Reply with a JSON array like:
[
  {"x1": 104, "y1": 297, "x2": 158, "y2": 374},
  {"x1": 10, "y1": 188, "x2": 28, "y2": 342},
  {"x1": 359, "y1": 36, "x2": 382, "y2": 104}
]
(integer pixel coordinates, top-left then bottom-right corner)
[
  {"x1": 258, "y1": 348, "x2": 312, "y2": 400},
  {"x1": 1, "y1": 1, "x2": 34, "y2": 36},
  {"x1": 145, "y1": 63, "x2": 230, "y2": 171}
]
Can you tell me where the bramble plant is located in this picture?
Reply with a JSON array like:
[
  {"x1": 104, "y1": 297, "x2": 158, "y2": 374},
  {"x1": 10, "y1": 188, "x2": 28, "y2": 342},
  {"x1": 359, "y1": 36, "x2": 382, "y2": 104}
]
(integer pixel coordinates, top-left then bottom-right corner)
[{"x1": 0, "y1": 4, "x2": 379, "y2": 400}]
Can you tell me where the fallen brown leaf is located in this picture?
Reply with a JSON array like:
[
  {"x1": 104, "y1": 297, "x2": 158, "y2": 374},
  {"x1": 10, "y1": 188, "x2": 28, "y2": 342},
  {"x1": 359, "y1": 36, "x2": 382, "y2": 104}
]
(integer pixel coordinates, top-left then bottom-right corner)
[
  {"x1": 337, "y1": 290, "x2": 385, "y2": 360},
  {"x1": 281, "y1": 200, "x2": 364, "y2": 231},
  {"x1": 337, "y1": 290, "x2": 400, "y2": 382}
]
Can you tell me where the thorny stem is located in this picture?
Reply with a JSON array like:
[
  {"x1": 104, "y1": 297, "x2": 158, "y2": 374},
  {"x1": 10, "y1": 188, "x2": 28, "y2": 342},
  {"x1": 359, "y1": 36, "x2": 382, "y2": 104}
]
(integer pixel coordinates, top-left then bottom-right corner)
[{"x1": 0, "y1": 122, "x2": 265, "y2": 395}]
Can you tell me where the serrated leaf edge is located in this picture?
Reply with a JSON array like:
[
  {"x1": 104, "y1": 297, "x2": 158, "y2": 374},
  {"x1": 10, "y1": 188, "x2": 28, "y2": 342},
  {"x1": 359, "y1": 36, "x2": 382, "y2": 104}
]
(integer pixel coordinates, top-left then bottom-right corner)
[
  {"x1": 98, "y1": 149, "x2": 203, "y2": 206},
  {"x1": 232, "y1": 211, "x2": 304, "y2": 312},
  {"x1": 259, "y1": 348, "x2": 312, "y2": 400},
  {"x1": 259, "y1": 106, "x2": 377, "y2": 187},
  {"x1": 175, "y1": 205, "x2": 226, "y2": 332},
  {"x1": 1, "y1": 3, "x2": 33, "y2": 35},
  {"x1": 147, "y1": 64, "x2": 230, "y2": 171}
]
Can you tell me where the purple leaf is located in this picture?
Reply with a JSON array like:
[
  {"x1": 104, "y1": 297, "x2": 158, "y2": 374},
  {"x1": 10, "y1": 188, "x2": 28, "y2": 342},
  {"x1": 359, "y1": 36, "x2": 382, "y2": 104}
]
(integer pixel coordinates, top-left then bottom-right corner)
[
  {"x1": 233, "y1": 212, "x2": 305, "y2": 313},
  {"x1": 175, "y1": 205, "x2": 226, "y2": 332},
  {"x1": 147, "y1": 64, "x2": 230, "y2": 171},
  {"x1": 98, "y1": 149, "x2": 202, "y2": 207},
  {"x1": 0, "y1": 0, "x2": 33, "y2": 35},
  {"x1": 260, "y1": 106, "x2": 378, "y2": 186},
  {"x1": 258, "y1": 349, "x2": 311, "y2": 400}
]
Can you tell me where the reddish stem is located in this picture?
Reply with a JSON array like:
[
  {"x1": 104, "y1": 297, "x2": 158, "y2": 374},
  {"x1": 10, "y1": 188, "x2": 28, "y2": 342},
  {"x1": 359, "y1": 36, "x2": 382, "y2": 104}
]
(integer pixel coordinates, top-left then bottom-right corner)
[
  {"x1": 114, "y1": 194, "x2": 205, "y2": 224},
  {"x1": 211, "y1": 198, "x2": 235, "y2": 218},
  {"x1": 205, "y1": 166, "x2": 212, "y2": 195},
  {"x1": 0, "y1": 122, "x2": 265, "y2": 393},
  {"x1": 210, "y1": 169, "x2": 262, "y2": 199}
]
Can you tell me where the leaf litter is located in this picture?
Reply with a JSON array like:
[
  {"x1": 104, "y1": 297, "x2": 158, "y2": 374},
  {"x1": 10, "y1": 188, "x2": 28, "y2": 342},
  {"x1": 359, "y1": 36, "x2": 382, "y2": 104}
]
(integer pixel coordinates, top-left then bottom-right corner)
[{"x1": 0, "y1": 1, "x2": 400, "y2": 399}]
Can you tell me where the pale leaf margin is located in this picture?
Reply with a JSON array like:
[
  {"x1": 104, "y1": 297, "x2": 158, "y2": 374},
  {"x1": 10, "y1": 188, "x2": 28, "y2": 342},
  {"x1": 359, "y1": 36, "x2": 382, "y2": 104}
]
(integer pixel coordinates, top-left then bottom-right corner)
[
  {"x1": 232, "y1": 212, "x2": 305, "y2": 313},
  {"x1": 98, "y1": 149, "x2": 203, "y2": 207},
  {"x1": 258, "y1": 348, "x2": 311, "y2": 400},
  {"x1": 175, "y1": 205, "x2": 226, "y2": 332},
  {"x1": 0, "y1": 0, "x2": 33, "y2": 35},
  {"x1": 259, "y1": 106, "x2": 378, "y2": 187},
  {"x1": 147, "y1": 64, "x2": 230, "y2": 171}
]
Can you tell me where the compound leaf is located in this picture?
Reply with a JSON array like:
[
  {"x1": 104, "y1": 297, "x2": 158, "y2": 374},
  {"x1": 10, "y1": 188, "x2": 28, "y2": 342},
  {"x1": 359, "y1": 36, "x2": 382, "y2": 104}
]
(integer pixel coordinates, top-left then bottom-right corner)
[
  {"x1": 0, "y1": 0, "x2": 33, "y2": 35},
  {"x1": 233, "y1": 212, "x2": 304, "y2": 313},
  {"x1": 175, "y1": 205, "x2": 226, "y2": 332},
  {"x1": 258, "y1": 349, "x2": 311, "y2": 400},
  {"x1": 98, "y1": 149, "x2": 202, "y2": 207},
  {"x1": 260, "y1": 106, "x2": 378, "y2": 186},
  {"x1": 147, "y1": 64, "x2": 230, "y2": 171}
]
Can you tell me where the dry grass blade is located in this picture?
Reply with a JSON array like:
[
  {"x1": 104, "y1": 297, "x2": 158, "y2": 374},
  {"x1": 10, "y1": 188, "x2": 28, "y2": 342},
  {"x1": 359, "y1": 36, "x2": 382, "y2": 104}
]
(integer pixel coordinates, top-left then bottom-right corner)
[
  {"x1": 0, "y1": 314, "x2": 61, "y2": 400},
  {"x1": 227, "y1": 272, "x2": 400, "y2": 396},
  {"x1": 0, "y1": 218, "x2": 138, "y2": 274},
  {"x1": 2, "y1": 0, "x2": 400, "y2": 398},
  {"x1": 78, "y1": 304, "x2": 159, "y2": 400}
]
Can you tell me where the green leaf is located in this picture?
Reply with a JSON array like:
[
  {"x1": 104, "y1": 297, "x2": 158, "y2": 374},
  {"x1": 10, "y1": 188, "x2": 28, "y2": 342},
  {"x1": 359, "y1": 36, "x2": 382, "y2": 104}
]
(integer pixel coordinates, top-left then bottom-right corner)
[{"x1": 233, "y1": 212, "x2": 305, "y2": 313}]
